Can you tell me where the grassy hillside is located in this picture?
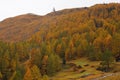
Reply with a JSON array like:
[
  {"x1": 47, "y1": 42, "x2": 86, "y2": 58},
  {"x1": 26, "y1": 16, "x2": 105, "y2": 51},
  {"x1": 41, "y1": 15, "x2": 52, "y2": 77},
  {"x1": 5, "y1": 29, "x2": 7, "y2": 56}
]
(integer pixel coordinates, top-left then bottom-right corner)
[{"x1": 0, "y1": 13, "x2": 42, "y2": 42}]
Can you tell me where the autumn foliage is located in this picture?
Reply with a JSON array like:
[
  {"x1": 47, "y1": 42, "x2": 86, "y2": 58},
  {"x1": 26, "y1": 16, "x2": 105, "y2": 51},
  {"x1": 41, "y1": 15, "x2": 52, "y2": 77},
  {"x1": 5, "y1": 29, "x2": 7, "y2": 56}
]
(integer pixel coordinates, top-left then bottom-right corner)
[{"x1": 0, "y1": 3, "x2": 120, "y2": 80}]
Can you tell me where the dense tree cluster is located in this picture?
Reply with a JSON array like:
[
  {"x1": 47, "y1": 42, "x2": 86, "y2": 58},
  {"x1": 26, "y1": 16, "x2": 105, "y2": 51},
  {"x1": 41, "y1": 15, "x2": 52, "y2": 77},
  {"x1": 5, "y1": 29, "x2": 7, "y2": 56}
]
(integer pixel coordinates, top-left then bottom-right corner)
[{"x1": 0, "y1": 3, "x2": 120, "y2": 80}]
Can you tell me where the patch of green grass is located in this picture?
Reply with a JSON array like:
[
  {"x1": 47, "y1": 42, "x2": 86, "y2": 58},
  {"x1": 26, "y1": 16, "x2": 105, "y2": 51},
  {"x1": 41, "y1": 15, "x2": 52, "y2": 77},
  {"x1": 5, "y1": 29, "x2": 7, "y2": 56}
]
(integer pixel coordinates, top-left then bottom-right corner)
[
  {"x1": 51, "y1": 58, "x2": 102, "y2": 80},
  {"x1": 69, "y1": 58, "x2": 89, "y2": 66},
  {"x1": 52, "y1": 71, "x2": 89, "y2": 80},
  {"x1": 62, "y1": 64, "x2": 71, "y2": 69}
]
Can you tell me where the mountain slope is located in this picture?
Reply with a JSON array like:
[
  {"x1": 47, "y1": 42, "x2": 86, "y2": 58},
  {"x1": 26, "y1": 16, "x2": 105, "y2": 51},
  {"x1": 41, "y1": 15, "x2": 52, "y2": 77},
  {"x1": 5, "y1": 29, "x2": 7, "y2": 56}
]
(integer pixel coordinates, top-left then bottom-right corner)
[
  {"x1": 0, "y1": 3, "x2": 120, "y2": 42},
  {"x1": 0, "y1": 3, "x2": 120, "y2": 80},
  {"x1": 0, "y1": 13, "x2": 42, "y2": 42}
]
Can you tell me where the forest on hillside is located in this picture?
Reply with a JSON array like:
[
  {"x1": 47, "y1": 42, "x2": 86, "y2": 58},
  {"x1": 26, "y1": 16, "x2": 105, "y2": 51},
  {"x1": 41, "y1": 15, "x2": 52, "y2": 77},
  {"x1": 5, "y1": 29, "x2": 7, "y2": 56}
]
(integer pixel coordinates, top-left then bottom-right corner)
[{"x1": 0, "y1": 3, "x2": 120, "y2": 80}]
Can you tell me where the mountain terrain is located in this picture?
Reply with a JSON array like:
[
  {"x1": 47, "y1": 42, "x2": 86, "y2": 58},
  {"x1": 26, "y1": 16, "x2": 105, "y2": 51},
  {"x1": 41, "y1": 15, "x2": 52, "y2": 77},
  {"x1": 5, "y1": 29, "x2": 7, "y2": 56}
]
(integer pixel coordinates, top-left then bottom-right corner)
[
  {"x1": 0, "y1": 3, "x2": 120, "y2": 80},
  {"x1": 0, "y1": 3, "x2": 119, "y2": 42}
]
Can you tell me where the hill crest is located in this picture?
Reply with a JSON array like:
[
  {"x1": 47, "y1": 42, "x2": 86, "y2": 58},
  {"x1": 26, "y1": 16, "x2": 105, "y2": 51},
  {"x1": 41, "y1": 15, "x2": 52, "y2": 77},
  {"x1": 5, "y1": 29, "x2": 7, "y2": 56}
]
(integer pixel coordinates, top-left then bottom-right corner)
[{"x1": 0, "y1": 3, "x2": 119, "y2": 42}]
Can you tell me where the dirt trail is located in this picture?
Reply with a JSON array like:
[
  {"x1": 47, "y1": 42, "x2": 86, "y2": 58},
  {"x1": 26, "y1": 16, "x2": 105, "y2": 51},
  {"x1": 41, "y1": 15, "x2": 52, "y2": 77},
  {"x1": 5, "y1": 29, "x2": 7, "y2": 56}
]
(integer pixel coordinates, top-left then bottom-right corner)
[{"x1": 91, "y1": 72, "x2": 120, "y2": 80}]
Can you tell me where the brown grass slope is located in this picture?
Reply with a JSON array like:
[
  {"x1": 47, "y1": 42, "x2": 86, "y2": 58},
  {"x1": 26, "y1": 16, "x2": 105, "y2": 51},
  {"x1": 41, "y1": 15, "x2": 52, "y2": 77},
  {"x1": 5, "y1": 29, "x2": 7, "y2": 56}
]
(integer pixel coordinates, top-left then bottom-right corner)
[
  {"x1": 0, "y1": 3, "x2": 120, "y2": 42},
  {"x1": 0, "y1": 13, "x2": 42, "y2": 42}
]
